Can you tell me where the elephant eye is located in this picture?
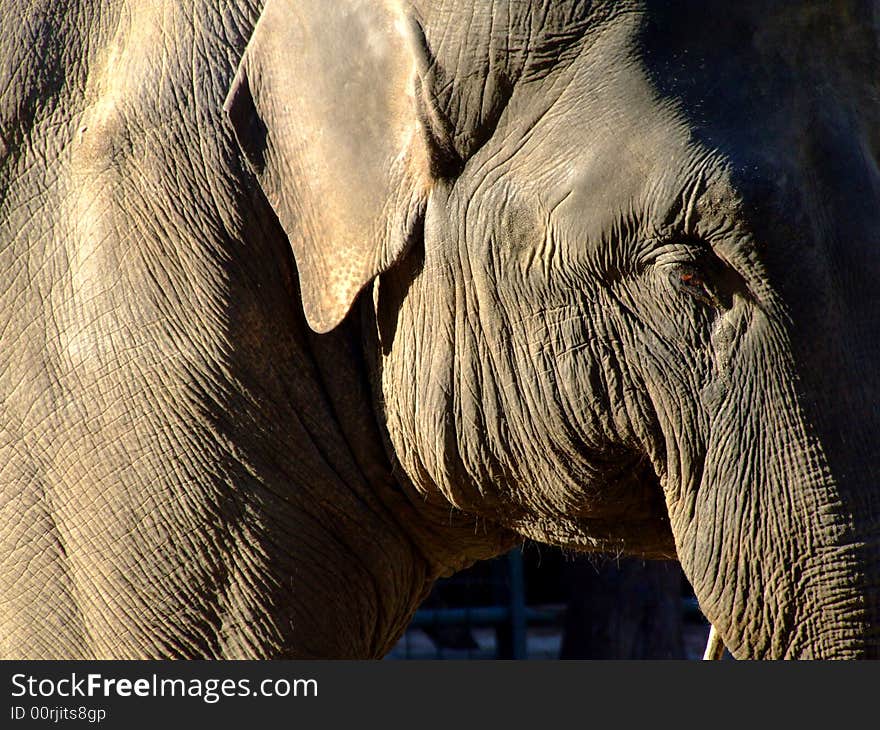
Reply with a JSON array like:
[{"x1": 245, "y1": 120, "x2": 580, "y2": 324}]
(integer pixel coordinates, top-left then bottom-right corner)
[{"x1": 670, "y1": 264, "x2": 721, "y2": 308}]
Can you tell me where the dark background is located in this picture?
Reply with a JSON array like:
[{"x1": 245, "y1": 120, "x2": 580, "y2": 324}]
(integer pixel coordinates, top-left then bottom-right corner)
[{"x1": 388, "y1": 544, "x2": 709, "y2": 659}]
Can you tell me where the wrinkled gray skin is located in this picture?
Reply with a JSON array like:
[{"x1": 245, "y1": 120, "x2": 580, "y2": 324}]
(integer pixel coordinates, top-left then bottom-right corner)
[{"x1": 2, "y1": 0, "x2": 879, "y2": 659}]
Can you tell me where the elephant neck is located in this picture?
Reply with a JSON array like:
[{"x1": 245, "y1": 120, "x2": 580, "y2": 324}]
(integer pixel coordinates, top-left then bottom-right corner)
[
  {"x1": 275, "y1": 296, "x2": 513, "y2": 656},
  {"x1": 349, "y1": 295, "x2": 517, "y2": 573}
]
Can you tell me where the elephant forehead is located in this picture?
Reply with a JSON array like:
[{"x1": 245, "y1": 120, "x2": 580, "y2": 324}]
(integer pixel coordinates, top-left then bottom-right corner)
[
  {"x1": 442, "y1": 1, "x2": 874, "y2": 277},
  {"x1": 444, "y1": 27, "x2": 741, "y2": 262}
]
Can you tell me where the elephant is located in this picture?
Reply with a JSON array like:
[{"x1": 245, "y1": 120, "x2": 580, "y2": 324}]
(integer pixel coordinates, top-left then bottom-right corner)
[{"x1": 1, "y1": 0, "x2": 879, "y2": 659}]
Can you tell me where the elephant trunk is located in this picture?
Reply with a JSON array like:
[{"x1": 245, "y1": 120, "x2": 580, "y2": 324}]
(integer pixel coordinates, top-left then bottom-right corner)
[{"x1": 675, "y1": 311, "x2": 880, "y2": 659}]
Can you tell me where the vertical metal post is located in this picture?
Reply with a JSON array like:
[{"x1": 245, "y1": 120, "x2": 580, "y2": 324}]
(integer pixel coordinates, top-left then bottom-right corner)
[{"x1": 507, "y1": 548, "x2": 528, "y2": 659}]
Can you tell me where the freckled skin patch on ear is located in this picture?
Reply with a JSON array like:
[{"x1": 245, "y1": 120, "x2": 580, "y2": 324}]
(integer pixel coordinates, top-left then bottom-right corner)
[{"x1": 226, "y1": 0, "x2": 432, "y2": 334}]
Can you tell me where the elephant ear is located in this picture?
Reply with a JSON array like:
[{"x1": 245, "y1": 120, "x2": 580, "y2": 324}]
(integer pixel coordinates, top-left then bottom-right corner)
[{"x1": 224, "y1": 0, "x2": 439, "y2": 333}]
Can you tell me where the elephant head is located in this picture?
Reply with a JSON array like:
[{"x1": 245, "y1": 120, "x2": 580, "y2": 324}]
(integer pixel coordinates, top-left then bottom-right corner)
[{"x1": 226, "y1": 0, "x2": 880, "y2": 658}]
